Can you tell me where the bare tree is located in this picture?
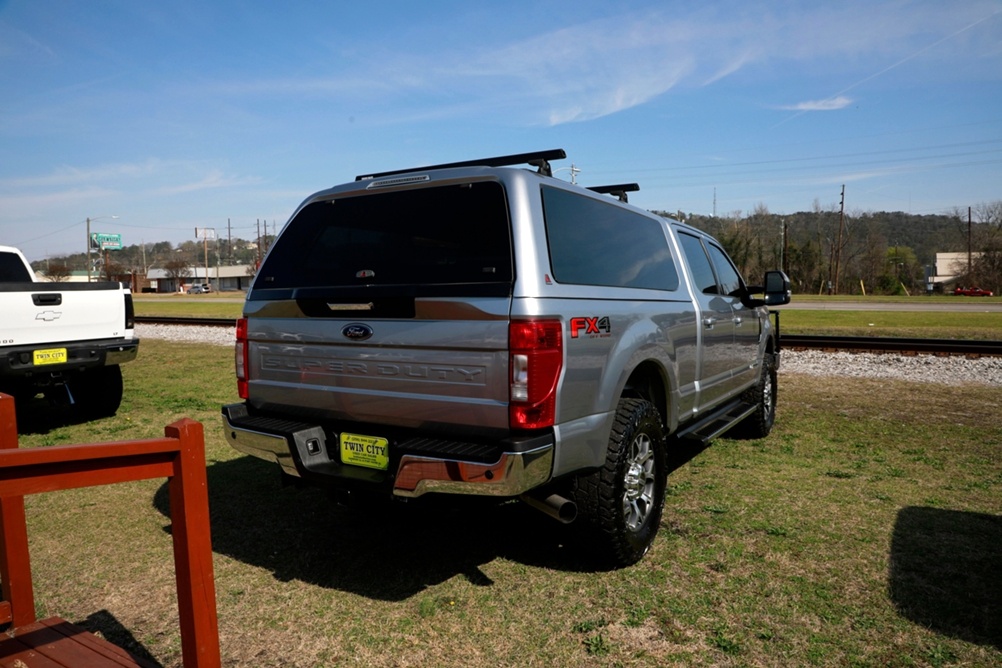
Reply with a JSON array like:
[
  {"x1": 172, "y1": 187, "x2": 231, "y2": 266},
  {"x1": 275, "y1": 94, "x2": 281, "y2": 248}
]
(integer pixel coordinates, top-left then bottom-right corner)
[
  {"x1": 162, "y1": 258, "x2": 193, "y2": 288},
  {"x1": 41, "y1": 263, "x2": 72, "y2": 282}
]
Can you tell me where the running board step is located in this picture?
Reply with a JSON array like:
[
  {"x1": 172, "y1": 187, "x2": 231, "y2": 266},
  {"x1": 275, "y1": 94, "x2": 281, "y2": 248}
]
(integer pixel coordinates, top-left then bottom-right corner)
[{"x1": 676, "y1": 400, "x2": 757, "y2": 445}]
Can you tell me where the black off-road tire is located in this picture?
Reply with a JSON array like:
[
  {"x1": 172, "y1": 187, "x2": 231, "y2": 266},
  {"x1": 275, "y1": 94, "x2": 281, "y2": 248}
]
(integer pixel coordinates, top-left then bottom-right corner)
[
  {"x1": 571, "y1": 398, "x2": 668, "y2": 567},
  {"x1": 732, "y1": 352, "x2": 777, "y2": 439},
  {"x1": 72, "y1": 365, "x2": 124, "y2": 419}
]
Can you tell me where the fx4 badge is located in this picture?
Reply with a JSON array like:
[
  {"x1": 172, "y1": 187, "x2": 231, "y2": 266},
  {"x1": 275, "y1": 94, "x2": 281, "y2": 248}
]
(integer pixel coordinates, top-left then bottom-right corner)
[{"x1": 570, "y1": 316, "x2": 611, "y2": 339}]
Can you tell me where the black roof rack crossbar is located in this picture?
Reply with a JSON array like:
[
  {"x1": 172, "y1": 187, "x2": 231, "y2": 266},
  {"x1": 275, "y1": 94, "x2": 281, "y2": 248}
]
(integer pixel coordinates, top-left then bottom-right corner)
[
  {"x1": 587, "y1": 183, "x2": 640, "y2": 203},
  {"x1": 355, "y1": 149, "x2": 566, "y2": 181}
]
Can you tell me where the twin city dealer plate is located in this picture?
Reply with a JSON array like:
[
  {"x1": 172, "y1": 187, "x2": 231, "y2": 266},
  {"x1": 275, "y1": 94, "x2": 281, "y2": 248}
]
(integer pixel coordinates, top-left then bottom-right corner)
[{"x1": 339, "y1": 432, "x2": 389, "y2": 471}]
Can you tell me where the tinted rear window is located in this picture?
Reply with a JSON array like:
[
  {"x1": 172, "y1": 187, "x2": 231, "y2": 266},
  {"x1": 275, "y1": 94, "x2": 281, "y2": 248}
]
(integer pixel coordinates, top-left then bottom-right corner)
[
  {"x1": 0, "y1": 252, "x2": 32, "y2": 282},
  {"x1": 256, "y1": 182, "x2": 512, "y2": 290},
  {"x1": 542, "y1": 186, "x2": 679, "y2": 291}
]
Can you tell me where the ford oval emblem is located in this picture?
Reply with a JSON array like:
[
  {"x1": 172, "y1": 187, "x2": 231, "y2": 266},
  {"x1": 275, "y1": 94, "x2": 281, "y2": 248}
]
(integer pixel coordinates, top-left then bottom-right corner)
[{"x1": 342, "y1": 323, "x2": 373, "y2": 341}]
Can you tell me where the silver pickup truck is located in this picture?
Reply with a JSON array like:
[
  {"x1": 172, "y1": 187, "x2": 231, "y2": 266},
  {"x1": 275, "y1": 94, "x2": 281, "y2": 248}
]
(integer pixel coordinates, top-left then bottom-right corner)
[{"x1": 223, "y1": 149, "x2": 790, "y2": 566}]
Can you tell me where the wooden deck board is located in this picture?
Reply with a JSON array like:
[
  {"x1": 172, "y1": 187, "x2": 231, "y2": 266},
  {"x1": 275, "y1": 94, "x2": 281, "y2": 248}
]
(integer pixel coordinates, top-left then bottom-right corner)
[{"x1": 0, "y1": 617, "x2": 157, "y2": 668}]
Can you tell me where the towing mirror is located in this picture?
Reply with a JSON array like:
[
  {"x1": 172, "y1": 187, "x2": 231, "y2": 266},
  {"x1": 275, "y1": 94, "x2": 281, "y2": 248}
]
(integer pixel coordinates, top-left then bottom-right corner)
[{"x1": 763, "y1": 270, "x2": 791, "y2": 306}]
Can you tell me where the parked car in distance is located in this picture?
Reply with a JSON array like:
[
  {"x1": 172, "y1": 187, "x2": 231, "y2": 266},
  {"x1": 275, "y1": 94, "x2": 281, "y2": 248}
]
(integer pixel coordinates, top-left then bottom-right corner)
[
  {"x1": 953, "y1": 286, "x2": 994, "y2": 296},
  {"x1": 186, "y1": 283, "x2": 212, "y2": 294}
]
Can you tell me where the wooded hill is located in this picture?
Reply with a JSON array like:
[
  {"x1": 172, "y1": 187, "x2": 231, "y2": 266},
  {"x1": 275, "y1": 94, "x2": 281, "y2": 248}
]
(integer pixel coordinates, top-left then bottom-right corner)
[
  {"x1": 31, "y1": 206, "x2": 1001, "y2": 296},
  {"x1": 667, "y1": 207, "x2": 1000, "y2": 295}
]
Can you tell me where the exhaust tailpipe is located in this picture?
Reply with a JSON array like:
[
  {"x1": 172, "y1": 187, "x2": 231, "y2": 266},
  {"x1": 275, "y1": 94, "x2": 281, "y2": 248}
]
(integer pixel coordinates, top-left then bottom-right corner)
[{"x1": 520, "y1": 492, "x2": 577, "y2": 524}]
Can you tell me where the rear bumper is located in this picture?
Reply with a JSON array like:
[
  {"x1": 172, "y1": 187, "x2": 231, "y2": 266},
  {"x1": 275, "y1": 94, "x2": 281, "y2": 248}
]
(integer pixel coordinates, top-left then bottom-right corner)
[
  {"x1": 0, "y1": 338, "x2": 139, "y2": 380},
  {"x1": 222, "y1": 403, "x2": 554, "y2": 499}
]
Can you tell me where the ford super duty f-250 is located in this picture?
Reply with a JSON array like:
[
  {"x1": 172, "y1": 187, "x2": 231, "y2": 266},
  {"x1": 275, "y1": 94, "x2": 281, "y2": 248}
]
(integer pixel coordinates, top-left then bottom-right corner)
[{"x1": 222, "y1": 149, "x2": 791, "y2": 566}]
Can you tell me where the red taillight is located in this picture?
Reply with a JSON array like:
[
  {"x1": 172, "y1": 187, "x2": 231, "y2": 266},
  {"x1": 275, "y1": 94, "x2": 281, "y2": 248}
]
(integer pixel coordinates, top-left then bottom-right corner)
[
  {"x1": 235, "y1": 318, "x2": 249, "y2": 399},
  {"x1": 509, "y1": 319, "x2": 563, "y2": 430}
]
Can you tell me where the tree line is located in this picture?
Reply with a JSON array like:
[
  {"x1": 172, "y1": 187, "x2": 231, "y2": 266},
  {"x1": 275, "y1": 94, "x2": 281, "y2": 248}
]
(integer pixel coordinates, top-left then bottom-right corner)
[
  {"x1": 31, "y1": 202, "x2": 1001, "y2": 295},
  {"x1": 31, "y1": 236, "x2": 274, "y2": 283},
  {"x1": 667, "y1": 201, "x2": 1002, "y2": 295}
]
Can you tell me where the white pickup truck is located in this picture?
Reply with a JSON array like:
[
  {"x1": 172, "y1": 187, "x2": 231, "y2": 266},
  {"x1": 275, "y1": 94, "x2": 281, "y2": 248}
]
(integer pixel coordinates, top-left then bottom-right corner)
[{"x1": 0, "y1": 245, "x2": 139, "y2": 417}]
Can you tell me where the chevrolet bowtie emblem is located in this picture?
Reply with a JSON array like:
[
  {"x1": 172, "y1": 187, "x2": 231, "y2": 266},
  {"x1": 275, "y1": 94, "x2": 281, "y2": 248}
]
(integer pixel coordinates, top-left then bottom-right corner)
[{"x1": 35, "y1": 310, "x2": 62, "y2": 322}]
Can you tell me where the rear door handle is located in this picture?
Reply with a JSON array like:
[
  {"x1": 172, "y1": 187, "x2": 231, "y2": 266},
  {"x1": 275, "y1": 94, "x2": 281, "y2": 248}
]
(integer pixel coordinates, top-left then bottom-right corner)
[{"x1": 702, "y1": 317, "x2": 716, "y2": 329}]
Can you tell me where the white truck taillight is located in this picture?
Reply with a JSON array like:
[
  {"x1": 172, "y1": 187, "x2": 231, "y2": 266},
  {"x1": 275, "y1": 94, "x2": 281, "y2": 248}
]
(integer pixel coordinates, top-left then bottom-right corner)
[
  {"x1": 509, "y1": 319, "x2": 563, "y2": 430},
  {"x1": 235, "y1": 318, "x2": 249, "y2": 399}
]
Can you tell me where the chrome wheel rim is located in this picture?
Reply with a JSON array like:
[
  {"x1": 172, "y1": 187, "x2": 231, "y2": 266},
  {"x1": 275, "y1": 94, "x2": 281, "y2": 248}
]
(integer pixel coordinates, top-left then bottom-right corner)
[
  {"x1": 622, "y1": 432, "x2": 656, "y2": 531},
  {"x1": 764, "y1": 371, "x2": 775, "y2": 413}
]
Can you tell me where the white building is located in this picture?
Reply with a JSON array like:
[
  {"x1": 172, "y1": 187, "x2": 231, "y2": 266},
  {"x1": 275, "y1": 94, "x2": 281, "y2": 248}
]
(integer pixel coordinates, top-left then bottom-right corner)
[
  {"x1": 146, "y1": 264, "x2": 255, "y2": 293},
  {"x1": 930, "y1": 252, "x2": 982, "y2": 287}
]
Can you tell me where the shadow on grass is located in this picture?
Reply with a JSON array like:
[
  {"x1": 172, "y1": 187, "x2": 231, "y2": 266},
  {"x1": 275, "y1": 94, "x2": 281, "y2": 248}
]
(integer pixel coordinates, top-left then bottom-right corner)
[
  {"x1": 11, "y1": 398, "x2": 95, "y2": 435},
  {"x1": 76, "y1": 609, "x2": 163, "y2": 667},
  {"x1": 889, "y1": 506, "x2": 1002, "y2": 650},
  {"x1": 153, "y1": 456, "x2": 610, "y2": 602}
]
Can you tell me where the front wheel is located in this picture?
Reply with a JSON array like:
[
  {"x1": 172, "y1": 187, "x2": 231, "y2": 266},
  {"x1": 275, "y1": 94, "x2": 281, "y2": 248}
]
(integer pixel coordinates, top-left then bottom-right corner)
[
  {"x1": 571, "y1": 398, "x2": 667, "y2": 567},
  {"x1": 733, "y1": 352, "x2": 777, "y2": 439}
]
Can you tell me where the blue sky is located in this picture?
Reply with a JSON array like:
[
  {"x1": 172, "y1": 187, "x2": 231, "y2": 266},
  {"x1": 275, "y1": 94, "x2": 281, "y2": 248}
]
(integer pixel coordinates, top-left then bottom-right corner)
[{"x1": 1, "y1": 0, "x2": 1000, "y2": 261}]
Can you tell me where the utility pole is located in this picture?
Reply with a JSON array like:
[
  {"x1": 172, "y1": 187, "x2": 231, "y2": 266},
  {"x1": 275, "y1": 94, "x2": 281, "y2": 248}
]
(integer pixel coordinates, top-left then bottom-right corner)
[
  {"x1": 256, "y1": 220, "x2": 262, "y2": 267},
  {"x1": 833, "y1": 185, "x2": 846, "y2": 295},
  {"x1": 968, "y1": 206, "x2": 973, "y2": 277},
  {"x1": 782, "y1": 219, "x2": 789, "y2": 276},
  {"x1": 86, "y1": 218, "x2": 92, "y2": 284},
  {"x1": 227, "y1": 218, "x2": 232, "y2": 263}
]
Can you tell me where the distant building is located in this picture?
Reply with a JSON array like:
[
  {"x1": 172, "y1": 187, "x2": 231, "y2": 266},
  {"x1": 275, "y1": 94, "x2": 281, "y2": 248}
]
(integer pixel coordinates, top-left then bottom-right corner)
[
  {"x1": 146, "y1": 264, "x2": 254, "y2": 293},
  {"x1": 930, "y1": 252, "x2": 982, "y2": 289}
]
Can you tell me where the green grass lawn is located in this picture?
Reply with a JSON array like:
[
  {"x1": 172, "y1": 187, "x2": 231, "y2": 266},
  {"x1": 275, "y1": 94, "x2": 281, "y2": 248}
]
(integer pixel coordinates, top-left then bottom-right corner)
[
  {"x1": 134, "y1": 294, "x2": 244, "y2": 319},
  {"x1": 779, "y1": 310, "x2": 1002, "y2": 339},
  {"x1": 11, "y1": 340, "x2": 1001, "y2": 667},
  {"x1": 133, "y1": 293, "x2": 1002, "y2": 340}
]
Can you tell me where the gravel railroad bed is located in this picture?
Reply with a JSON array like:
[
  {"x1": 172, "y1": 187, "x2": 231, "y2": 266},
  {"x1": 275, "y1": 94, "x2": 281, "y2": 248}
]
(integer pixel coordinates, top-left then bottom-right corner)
[{"x1": 137, "y1": 324, "x2": 1002, "y2": 388}]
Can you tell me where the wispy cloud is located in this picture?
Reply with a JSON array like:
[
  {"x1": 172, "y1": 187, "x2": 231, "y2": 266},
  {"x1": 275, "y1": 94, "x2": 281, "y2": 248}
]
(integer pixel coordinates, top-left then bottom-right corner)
[
  {"x1": 193, "y1": 3, "x2": 1000, "y2": 128},
  {"x1": 778, "y1": 96, "x2": 854, "y2": 112},
  {"x1": 153, "y1": 170, "x2": 260, "y2": 195}
]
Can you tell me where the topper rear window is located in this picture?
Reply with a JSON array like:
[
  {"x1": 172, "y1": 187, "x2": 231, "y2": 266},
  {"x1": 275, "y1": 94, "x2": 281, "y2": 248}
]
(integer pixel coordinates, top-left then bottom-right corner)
[{"x1": 255, "y1": 182, "x2": 513, "y2": 291}]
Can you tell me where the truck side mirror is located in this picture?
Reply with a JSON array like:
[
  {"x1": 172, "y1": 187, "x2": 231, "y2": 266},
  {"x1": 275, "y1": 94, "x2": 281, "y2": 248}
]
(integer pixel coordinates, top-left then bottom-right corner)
[{"x1": 763, "y1": 270, "x2": 791, "y2": 306}]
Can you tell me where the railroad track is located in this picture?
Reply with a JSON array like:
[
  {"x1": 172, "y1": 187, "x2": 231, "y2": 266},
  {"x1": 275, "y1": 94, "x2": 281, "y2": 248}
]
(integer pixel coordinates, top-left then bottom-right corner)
[
  {"x1": 134, "y1": 317, "x2": 1002, "y2": 357},
  {"x1": 780, "y1": 334, "x2": 1002, "y2": 357}
]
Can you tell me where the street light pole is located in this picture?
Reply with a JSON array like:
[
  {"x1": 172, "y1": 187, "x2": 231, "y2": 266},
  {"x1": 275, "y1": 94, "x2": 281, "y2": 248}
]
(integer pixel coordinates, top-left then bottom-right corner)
[{"x1": 85, "y1": 215, "x2": 118, "y2": 282}]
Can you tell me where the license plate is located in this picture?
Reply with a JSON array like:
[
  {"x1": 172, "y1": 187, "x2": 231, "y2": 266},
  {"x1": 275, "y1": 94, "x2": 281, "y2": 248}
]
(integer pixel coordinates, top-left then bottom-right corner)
[
  {"x1": 339, "y1": 432, "x2": 389, "y2": 471},
  {"x1": 33, "y1": 348, "x2": 67, "y2": 366}
]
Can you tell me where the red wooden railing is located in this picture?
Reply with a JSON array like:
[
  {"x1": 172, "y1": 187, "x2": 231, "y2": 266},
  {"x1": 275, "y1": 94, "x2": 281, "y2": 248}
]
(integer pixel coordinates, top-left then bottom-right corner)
[{"x1": 0, "y1": 393, "x2": 220, "y2": 667}]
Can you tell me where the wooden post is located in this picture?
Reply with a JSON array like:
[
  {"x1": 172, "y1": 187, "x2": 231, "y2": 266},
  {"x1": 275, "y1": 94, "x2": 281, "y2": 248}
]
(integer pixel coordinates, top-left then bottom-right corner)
[
  {"x1": 0, "y1": 393, "x2": 36, "y2": 628},
  {"x1": 166, "y1": 418, "x2": 221, "y2": 668}
]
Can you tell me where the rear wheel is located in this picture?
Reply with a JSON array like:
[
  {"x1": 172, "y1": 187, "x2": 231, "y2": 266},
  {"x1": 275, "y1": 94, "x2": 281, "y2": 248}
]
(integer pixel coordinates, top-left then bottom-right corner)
[
  {"x1": 71, "y1": 366, "x2": 124, "y2": 419},
  {"x1": 571, "y1": 398, "x2": 667, "y2": 567}
]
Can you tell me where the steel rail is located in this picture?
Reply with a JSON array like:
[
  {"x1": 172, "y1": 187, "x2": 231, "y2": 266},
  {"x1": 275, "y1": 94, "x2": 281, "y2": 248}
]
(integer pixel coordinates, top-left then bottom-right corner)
[
  {"x1": 134, "y1": 317, "x2": 1002, "y2": 357},
  {"x1": 780, "y1": 334, "x2": 1002, "y2": 357}
]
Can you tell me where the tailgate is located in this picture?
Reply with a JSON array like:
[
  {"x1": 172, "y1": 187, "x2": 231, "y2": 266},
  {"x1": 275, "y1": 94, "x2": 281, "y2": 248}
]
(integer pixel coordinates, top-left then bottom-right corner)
[
  {"x1": 0, "y1": 283, "x2": 129, "y2": 347},
  {"x1": 246, "y1": 299, "x2": 511, "y2": 432}
]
